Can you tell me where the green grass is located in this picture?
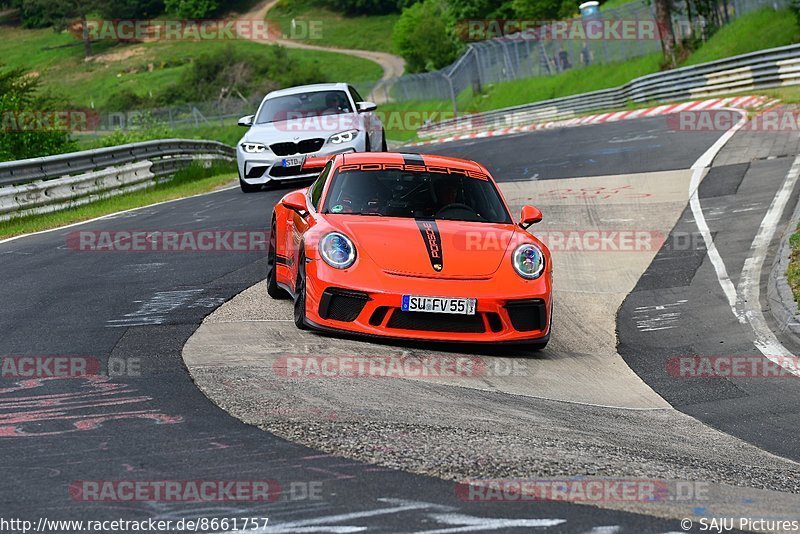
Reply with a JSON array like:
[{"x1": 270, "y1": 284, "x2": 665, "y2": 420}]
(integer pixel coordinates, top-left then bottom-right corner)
[
  {"x1": 788, "y1": 227, "x2": 800, "y2": 304},
  {"x1": 461, "y1": 54, "x2": 663, "y2": 112},
  {"x1": 268, "y1": 0, "x2": 398, "y2": 53},
  {"x1": 684, "y1": 8, "x2": 800, "y2": 65},
  {"x1": 0, "y1": 26, "x2": 382, "y2": 109},
  {"x1": 600, "y1": 0, "x2": 640, "y2": 11},
  {"x1": 382, "y1": 7, "x2": 800, "y2": 142},
  {"x1": 0, "y1": 162, "x2": 237, "y2": 238}
]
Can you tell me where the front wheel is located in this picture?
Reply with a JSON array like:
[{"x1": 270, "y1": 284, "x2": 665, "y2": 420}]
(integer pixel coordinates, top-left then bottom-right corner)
[
  {"x1": 381, "y1": 129, "x2": 388, "y2": 151},
  {"x1": 293, "y1": 251, "x2": 309, "y2": 330},
  {"x1": 240, "y1": 179, "x2": 261, "y2": 193}
]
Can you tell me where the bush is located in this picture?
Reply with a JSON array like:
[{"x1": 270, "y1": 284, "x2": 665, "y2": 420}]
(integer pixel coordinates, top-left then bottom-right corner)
[
  {"x1": 164, "y1": 0, "x2": 218, "y2": 18},
  {"x1": 392, "y1": 0, "x2": 461, "y2": 72},
  {"x1": 157, "y1": 44, "x2": 323, "y2": 104},
  {"x1": 0, "y1": 65, "x2": 76, "y2": 161}
]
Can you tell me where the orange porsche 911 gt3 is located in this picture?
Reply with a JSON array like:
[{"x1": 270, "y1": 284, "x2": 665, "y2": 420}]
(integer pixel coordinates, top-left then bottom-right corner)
[{"x1": 267, "y1": 152, "x2": 553, "y2": 348}]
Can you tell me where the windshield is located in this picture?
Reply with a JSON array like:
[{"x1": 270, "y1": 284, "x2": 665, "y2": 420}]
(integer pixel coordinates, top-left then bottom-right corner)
[
  {"x1": 321, "y1": 168, "x2": 512, "y2": 224},
  {"x1": 255, "y1": 91, "x2": 353, "y2": 124}
]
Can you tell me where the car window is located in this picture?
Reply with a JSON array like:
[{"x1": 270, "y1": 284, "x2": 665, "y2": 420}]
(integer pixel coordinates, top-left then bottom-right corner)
[
  {"x1": 349, "y1": 86, "x2": 365, "y2": 104},
  {"x1": 256, "y1": 91, "x2": 353, "y2": 124},
  {"x1": 309, "y1": 161, "x2": 332, "y2": 210},
  {"x1": 322, "y1": 168, "x2": 511, "y2": 223}
]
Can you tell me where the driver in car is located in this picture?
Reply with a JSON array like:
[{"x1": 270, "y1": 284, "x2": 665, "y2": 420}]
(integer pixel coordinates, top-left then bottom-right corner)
[
  {"x1": 432, "y1": 178, "x2": 461, "y2": 214},
  {"x1": 324, "y1": 92, "x2": 345, "y2": 114}
]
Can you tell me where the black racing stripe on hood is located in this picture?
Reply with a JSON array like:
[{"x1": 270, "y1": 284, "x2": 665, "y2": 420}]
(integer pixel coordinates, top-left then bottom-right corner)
[
  {"x1": 415, "y1": 219, "x2": 444, "y2": 272},
  {"x1": 403, "y1": 154, "x2": 425, "y2": 166}
]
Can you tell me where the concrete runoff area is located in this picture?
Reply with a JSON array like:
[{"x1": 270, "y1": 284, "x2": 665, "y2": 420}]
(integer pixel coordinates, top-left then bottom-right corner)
[{"x1": 183, "y1": 168, "x2": 800, "y2": 524}]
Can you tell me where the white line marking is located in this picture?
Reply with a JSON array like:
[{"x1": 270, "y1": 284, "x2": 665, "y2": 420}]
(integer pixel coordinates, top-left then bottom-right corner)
[
  {"x1": 689, "y1": 107, "x2": 800, "y2": 375},
  {"x1": 688, "y1": 108, "x2": 749, "y2": 316},
  {"x1": 735, "y1": 154, "x2": 800, "y2": 375}
]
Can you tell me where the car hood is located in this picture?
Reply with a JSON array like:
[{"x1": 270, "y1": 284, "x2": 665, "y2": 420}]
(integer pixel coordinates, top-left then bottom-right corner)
[
  {"x1": 328, "y1": 216, "x2": 521, "y2": 278},
  {"x1": 243, "y1": 115, "x2": 361, "y2": 143}
]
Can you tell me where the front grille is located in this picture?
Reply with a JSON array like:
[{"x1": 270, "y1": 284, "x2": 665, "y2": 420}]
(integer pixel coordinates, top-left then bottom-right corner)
[
  {"x1": 504, "y1": 299, "x2": 547, "y2": 332},
  {"x1": 270, "y1": 138, "x2": 325, "y2": 156},
  {"x1": 245, "y1": 165, "x2": 267, "y2": 178},
  {"x1": 386, "y1": 309, "x2": 485, "y2": 333},
  {"x1": 369, "y1": 306, "x2": 391, "y2": 326},
  {"x1": 270, "y1": 165, "x2": 311, "y2": 178},
  {"x1": 318, "y1": 288, "x2": 370, "y2": 322},
  {"x1": 486, "y1": 312, "x2": 503, "y2": 333}
]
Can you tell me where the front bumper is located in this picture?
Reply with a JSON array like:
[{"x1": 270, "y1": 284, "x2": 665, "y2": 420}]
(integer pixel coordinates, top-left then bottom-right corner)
[
  {"x1": 237, "y1": 134, "x2": 365, "y2": 185},
  {"x1": 293, "y1": 257, "x2": 552, "y2": 344}
]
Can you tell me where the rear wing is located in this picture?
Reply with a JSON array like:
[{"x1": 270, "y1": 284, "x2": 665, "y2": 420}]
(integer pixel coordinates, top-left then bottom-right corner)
[{"x1": 301, "y1": 155, "x2": 334, "y2": 172}]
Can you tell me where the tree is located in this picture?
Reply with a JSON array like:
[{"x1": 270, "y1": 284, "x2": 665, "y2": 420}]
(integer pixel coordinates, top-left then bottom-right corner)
[
  {"x1": 392, "y1": 0, "x2": 461, "y2": 72},
  {"x1": 20, "y1": 0, "x2": 109, "y2": 57},
  {"x1": 654, "y1": 0, "x2": 677, "y2": 67}
]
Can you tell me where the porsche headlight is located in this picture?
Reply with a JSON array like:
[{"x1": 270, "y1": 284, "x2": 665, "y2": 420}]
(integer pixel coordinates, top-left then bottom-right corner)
[
  {"x1": 328, "y1": 129, "x2": 359, "y2": 144},
  {"x1": 512, "y1": 243, "x2": 545, "y2": 279},
  {"x1": 319, "y1": 232, "x2": 356, "y2": 269},
  {"x1": 241, "y1": 142, "x2": 267, "y2": 153}
]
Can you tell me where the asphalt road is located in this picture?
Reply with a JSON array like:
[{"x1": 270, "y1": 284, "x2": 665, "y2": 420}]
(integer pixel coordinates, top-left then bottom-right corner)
[
  {"x1": 0, "y1": 116, "x2": 770, "y2": 532},
  {"x1": 618, "y1": 132, "x2": 800, "y2": 461}
]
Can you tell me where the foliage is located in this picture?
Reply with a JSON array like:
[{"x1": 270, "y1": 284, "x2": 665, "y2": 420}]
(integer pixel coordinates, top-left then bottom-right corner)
[
  {"x1": 392, "y1": 0, "x2": 461, "y2": 72},
  {"x1": 163, "y1": 0, "x2": 218, "y2": 18},
  {"x1": 0, "y1": 65, "x2": 76, "y2": 161}
]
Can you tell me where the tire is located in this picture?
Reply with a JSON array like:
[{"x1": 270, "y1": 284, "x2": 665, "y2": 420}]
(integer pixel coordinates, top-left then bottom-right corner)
[
  {"x1": 266, "y1": 217, "x2": 289, "y2": 300},
  {"x1": 240, "y1": 178, "x2": 261, "y2": 193},
  {"x1": 381, "y1": 129, "x2": 388, "y2": 151},
  {"x1": 293, "y1": 250, "x2": 309, "y2": 330},
  {"x1": 364, "y1": 132, "x2": 371, "y2": 152}
]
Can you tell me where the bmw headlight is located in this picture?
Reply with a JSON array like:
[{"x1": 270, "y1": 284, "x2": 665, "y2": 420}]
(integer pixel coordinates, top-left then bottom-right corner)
[
  {"x1": 319, "y1": 232, "x2": 356, "y2": 269},
  {"x1": 241, "y1": 142, "x2": 267, "y2": 153},
  {"x1": 512, "y1": 243, "x2": 545, "y2": 279},
  {"x1": 328, "y1": 129, "x2": 359, "y2": 144}
]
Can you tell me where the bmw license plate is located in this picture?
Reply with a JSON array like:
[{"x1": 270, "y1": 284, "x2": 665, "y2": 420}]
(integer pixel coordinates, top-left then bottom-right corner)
[
  {"x1": 282, "y1": 156, "x2": 305, "y2": 167},
  {"x1": 402, "y1": 295, "x2": 476, "y2": 315}
]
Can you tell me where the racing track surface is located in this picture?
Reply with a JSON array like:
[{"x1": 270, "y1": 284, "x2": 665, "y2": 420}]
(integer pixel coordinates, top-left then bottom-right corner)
[{"x1": 1, "y1": 115, "x2": 797, "y2": 531}]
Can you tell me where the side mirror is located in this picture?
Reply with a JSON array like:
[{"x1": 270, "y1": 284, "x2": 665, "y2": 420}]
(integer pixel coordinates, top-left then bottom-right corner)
[
  {"x1": 357, "y1": 101, "x2": 377, "y2": 113},
  {"x1": 519, "y1": 205, "x2": 542, "y2": 229},
  {"x1": 281, "y1": 191, "x2": 308, "y2": 214},
  {"x1": 238, "y1": 115, "x2": 254, "y2": 127}
]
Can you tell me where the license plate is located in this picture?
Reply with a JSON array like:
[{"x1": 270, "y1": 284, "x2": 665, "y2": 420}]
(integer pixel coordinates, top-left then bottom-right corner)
[
  {"x1": 282, "y1": 156, "x2": 305, "y2": 167},
  {"x1": 402, "y1": 295, "x2": 476, "y2": 315}
]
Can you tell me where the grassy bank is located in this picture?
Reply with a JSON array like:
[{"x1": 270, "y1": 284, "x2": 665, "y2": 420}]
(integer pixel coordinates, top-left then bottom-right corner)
[
  {"x1": 268, "y1": 0, "x2": 398, "y2": 52},
  {"x1": 0, "y1": 162, "x2": 237, "y2": 239},
  {"x1": 0, "y1": 26, "x2": 382, "y2": 110},
  {"x1": 788, "y1": 228, "x2": 800, "y2": 304}
]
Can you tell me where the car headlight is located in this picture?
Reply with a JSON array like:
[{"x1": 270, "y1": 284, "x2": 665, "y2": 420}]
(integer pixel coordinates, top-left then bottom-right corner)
[
  {"x1": 241, "y1": 142, "x2": 267, "y2": 153},
  {"x1": 319, "y1": 232, "x2": 356, "y2": 269},
  {"x1": 328, "y1": 129, "x2": 359, "y2": 144},
  {"x1": 512, "y1": 243, "x2": 545, "y2": 279}
]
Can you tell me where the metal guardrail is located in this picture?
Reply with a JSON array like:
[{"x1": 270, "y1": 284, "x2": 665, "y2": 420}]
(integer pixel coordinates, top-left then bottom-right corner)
[
  {"x1": 0, "y1": 139, "x2": 235, "y2": 221},
  {"x1": 419, "y1": 44, "x2": 800, "y2": 139}
]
